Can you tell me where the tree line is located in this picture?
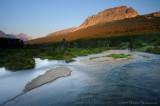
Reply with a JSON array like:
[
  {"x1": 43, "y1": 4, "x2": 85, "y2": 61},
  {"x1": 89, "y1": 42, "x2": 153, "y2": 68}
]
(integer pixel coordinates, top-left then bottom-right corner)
[{"x1": 0, "y1": 38, "x2": 24, "y2": 49}]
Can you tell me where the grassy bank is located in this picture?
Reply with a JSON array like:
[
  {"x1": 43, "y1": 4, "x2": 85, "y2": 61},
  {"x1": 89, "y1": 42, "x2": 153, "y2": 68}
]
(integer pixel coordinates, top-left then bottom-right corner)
[
  {"x1": 37, "y1": 47, "x2": 109, "y2": 60},
  {"x1": 0, "y1": 47, "x2": 109, "y2": 71}
]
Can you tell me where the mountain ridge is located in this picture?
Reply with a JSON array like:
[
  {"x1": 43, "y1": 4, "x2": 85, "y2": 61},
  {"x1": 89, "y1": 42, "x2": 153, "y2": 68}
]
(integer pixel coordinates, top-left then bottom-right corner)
[{"x1": 0, "y1": 30, "x2": 32, "y2": 41}]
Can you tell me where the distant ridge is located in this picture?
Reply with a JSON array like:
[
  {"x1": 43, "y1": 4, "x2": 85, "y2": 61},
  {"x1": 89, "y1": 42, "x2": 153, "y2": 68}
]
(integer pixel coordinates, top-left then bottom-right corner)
[
  {"x1": 0, "y1": 30, "x2": 32, "y2": 41},
  {"x1": 47, "y1": 27, "x2": 77, "y2": 36}
]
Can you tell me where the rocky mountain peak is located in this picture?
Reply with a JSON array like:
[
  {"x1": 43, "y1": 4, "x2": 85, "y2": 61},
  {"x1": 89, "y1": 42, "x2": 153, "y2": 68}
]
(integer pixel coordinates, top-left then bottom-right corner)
[{"x1": 75, "y1": 6, "x2": 139, "y2": 31}]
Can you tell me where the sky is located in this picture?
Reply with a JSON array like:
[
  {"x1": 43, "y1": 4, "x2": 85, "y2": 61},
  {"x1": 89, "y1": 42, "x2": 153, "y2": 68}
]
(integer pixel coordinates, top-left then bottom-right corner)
[{"x1": 0, "y1": 0, "x2": 160, "y2": 38}]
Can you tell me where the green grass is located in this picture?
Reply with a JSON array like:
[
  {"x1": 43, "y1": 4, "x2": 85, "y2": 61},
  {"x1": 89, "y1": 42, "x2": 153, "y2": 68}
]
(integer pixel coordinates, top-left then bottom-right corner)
[
  {"x1": 90, "y1": 57, "x2": 100, "y2": 60},
  {"x1": 145, "y1": 46, "x2": 160, "y2": 54},
  {"x1": 102, "y1": 54, "x2": 132, "y2": 59},
  {"x1": 5, "y1": 57, "x2": 35, "y2": 71},
  {"x1": 36, "y1": 47, "x2": 109, "y2": 60},
  {"x1": 90, "y1": 53, "x2": 132, "y2": 60},
  {"x1": 134, "y1": 44, "x2": 160, "y2": 54}
]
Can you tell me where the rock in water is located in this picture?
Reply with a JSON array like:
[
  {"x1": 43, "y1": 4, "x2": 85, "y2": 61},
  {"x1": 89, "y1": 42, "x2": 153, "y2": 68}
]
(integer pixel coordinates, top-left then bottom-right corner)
[{"x1": 24, "y1": 66, "x2": 72, "y2": 92}]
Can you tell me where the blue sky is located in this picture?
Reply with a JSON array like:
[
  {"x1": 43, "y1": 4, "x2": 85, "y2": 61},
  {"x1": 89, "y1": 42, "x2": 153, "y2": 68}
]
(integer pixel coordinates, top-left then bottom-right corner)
[{"x1": 0, "y1": 0, "x2": 160, "y2": 38}]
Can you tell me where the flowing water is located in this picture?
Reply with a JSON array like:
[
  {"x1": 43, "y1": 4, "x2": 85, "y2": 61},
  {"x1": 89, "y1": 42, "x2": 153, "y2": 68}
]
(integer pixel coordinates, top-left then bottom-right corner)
[{"x1": 0, "y1": 51, "x2": 160, "y2": 106}]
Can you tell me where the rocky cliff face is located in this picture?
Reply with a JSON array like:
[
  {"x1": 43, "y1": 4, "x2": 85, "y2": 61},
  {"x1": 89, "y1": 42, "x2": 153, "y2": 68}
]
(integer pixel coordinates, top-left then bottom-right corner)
[{"x1": 75, "y1": 6, "x2": 139, "y2": 31}]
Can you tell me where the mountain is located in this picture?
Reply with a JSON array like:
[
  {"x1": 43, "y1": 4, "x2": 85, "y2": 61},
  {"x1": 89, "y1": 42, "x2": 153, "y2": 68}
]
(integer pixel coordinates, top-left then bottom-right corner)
[
  {"x1": 25, "y1": 6, "x2": 160, "y2": 44},
  {"x1": 47, "y1": 6, "x2": 138, "y2": 36},
  {"x1": 6, "y1": 34, "x2": 17, "y2": 39},
  {"x1": 0, "y1": 30, "x2": 32, "y2": 41},
  {"x1": 47, "y1": 27, "x2": 77, "y2": 36},
  {"x1": 15, "y1": 33, "x2": 32, "y2": 41},
  {"x1": 75, "y1": 6, "x2": 139, "y2": 31},
  {"x1": 0, "y1": 30, "x2": 7, "y2": 38}
]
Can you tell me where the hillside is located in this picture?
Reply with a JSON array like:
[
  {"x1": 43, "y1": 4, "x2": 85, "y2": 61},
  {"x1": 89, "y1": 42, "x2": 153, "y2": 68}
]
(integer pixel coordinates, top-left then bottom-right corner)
[
  {"x1": 47, "y1": 27, "x2": 77, "y2": 36},
  {"x1": 25, "y1": 14, "x2": 160, "y2": 44}
]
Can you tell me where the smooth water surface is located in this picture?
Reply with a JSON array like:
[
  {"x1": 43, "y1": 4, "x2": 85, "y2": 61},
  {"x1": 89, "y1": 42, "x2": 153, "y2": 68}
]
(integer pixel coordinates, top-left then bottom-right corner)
[{"x1": 0, "y1": 52, "x2": 160, "y2": 105}]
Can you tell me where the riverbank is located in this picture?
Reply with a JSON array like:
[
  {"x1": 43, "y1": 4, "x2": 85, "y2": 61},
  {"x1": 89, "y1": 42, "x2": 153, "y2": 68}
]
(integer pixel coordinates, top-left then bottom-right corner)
[
  {"x1": 24, "y1": 66, "x2": 72, "y2": 92},
  {"x1": 0, "y1": 47, "x2": 109, "y2": 71}
]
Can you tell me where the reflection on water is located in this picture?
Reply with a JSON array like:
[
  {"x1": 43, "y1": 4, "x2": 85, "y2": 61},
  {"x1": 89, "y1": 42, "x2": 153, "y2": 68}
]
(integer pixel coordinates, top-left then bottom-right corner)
[{"x1": 0, "y1": 52, "x2": 160, "y2": 105}]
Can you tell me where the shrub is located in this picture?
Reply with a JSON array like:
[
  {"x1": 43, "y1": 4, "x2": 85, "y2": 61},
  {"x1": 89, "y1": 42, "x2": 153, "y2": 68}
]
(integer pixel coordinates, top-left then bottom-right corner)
[
  {"x1": 4, "y1": 56, "x2": 35, "y2": 71},
  {"x1": 135, "y1": 41, "x2": 143, "y2": 48},
  {"x1": 146, "y1": 47, "x2": 153, "y2": 52}
]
